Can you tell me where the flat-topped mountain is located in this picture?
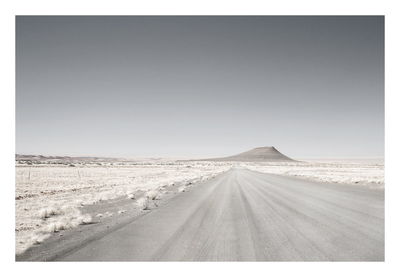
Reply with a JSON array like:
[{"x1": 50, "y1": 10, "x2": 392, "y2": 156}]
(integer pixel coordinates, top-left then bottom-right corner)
[{"x1": 200, "y1": 146, "x2": 295, "y2": 162}]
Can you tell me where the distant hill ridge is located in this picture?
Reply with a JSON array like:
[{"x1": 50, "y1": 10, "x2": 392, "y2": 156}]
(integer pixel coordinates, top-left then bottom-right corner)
[
  {"x1": 198, "y1": 146, "x2": 295, "y2": 162},
  {"x1": 16, "y1": 147, "x2": 295, "y2": 163},
  {"x1": 15, "y1": 154, "x2": 118, "y2": 162}
]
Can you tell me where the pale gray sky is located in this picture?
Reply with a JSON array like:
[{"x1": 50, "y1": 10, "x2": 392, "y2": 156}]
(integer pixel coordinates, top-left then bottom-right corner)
[{"x1": 16, "y1": 16, "x2": 384, "y2": 159}]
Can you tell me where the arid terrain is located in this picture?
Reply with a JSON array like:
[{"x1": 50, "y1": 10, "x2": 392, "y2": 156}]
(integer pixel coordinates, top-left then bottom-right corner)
[{"x1": 15, "y1": 149, "x2": 384, "y2": 261}]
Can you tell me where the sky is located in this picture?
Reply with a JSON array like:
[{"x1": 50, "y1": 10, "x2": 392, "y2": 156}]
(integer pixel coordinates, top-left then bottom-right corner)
[{"x1": 16, "y1": 16, "x2": 384, "y2": 159}]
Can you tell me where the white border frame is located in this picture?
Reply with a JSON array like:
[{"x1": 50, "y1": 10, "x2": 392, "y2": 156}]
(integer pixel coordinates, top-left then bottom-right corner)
[{"x1": 2, "y1": 1, "x2": 399, "y2": 276}]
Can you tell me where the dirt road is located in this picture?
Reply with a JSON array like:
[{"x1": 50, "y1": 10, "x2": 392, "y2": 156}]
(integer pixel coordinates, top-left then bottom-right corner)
[{"x1": 53, "y1": 168, "x2": 384, "y2": 261}]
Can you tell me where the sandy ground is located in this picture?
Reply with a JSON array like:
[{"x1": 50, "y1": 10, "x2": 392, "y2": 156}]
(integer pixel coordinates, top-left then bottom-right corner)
[
  {"x1": 15, "y1": 163, "x2": 229, "y2": 254},
  {"x1": 243, "y1": 161, "x2": 384, "y2": 188},
  {"x1": 17, "y1": 168, "x2": 384, "y2": 261}
]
